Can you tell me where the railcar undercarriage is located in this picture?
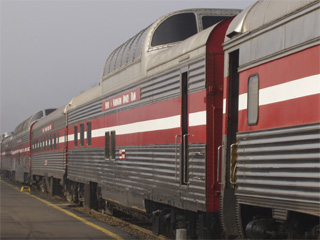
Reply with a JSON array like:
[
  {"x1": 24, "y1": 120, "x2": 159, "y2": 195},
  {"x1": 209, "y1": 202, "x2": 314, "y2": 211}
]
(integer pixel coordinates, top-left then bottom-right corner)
[
  {"x1": 60, "y1": 180, "x2": 222, "y2": 239},
  {"x1": 238, "y1": 204, "x2": 320, "y2": 239}
]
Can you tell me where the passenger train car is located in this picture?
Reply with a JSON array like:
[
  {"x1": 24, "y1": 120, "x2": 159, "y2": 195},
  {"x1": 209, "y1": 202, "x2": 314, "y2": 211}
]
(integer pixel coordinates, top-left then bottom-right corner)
[
  {"x1": 0, "y1": 132, "x2": 13, "y2": 178},
  {"x1": 31, "y1": 105, "x2": 67, "y2": 194},
  {"x1": 1, "y1": 109, "x2": 56, "y2": 182},
  {"x1": 64, "y1": 8, "x2": 240, "y2": 238},
  {"x1": 220, "y1": 0, "x2": 320, "y2": 239},
  {"x1": 1, "y1": 1, "x2": 319, "y2": 239}
]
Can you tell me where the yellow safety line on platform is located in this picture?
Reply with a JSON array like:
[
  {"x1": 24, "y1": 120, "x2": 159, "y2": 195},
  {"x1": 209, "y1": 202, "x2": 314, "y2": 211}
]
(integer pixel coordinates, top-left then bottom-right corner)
[{"x1": 0, "y1": 180, "x2": 124, "y2": 240}]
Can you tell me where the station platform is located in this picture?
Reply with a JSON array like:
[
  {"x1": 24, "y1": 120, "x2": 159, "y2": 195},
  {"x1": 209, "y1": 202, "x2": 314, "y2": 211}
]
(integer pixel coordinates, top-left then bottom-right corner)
[{"x1": 0, "y1": 179, "x2": 136, "y2": 239}]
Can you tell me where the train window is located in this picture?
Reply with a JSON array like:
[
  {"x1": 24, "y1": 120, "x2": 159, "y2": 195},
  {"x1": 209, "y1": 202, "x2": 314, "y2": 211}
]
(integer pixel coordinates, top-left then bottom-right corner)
[
  {"x1": 115, "y1": 43, "x2": 127, "y2": 70},
  {"x1": 133, "y1": 28, "x2": 148, "y2": 60},
  {"x1": 111, "y1": 47, "x2": 122, "y2": 72},
  {"x1": 87, "y1": 122, "x2": 92, "y2": 146},
  {"x1": 202, "y1": 16, "x2": 229, "y2": 29},
  {"x1": 104, "y1": 49, "x2": 117, "y2": 75},
  {"x1": 74, "y1": 126, "x2": 78, "y2": 147},
  {"x1": 30, "y1": 111, "x2": 43, "y2": 123},
  {"x1": 80, "y1": 124, "x2": 85, "y2": 146},
  {"x1": 110, "y1": 131, "x2": 116, "y2": 160},
  {"x1": 247, "y1": 74, "x2": 259, "y2": 126},
  {"x1": 45, "y1": 108, "x2": 56, "y2": 116},
  {"x1": 104, "y1": 131, "x2": 116, "y2": 160},
  {"x1": 151, "y1": 13, "x2": 197, "y2": 47},
  {"x1": 57, "y1": 132, "x2": 59, "y2": 149},
  {"x1": 104, "y1": 132, "x2": 110, "y2": 159},
  {"x1": 50, "y1": 134, "x2": 53, "y2": 150},
  {"x1": 54, "y1": 133, "x2": 56, "y2": 149}
]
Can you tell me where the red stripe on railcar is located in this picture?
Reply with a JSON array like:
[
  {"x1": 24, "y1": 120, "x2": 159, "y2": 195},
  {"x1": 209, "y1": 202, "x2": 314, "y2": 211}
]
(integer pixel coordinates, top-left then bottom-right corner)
[
  {"x1": 238, "y1": 93, "x2": 320, "y2": 132},
  {"x1": 239, "y1": 45, "x2": 320, "y2": 95}
]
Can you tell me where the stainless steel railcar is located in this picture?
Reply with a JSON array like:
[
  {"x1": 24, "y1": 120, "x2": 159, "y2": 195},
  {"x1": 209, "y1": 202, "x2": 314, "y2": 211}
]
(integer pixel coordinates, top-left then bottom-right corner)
[
  {"x1": 2, "y1": 1, "x2": 319, "y2": 239},
  {"x1": 220, "y1": 0, "x2": 320, "y2": 239},
  {"x1": 1, "y1": 132, "x2": 13, "y2": 178},
  {"x1": 10, "y1": 109, "x2": 56, "y2": 183},
  {"x1": 63, "y1": 8, "x2": 240, "y2": 238},
  {"x1": 31, "y1": 105, "x2": 67, "y2": 194}
]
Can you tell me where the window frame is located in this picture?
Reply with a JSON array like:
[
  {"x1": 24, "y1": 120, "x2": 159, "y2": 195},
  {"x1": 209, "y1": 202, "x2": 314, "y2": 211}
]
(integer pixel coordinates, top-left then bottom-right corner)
[
  {"x1": 80, "y1": 123, "x2": 85, "y2": 147},
  {"x1": 87, "y1": 122, "x2": 92, "y2": 146},
  {"x1": 104, "y1": 132, "x2": 110, "y2": 159},
  {"x1": 74, "y1": 126, "x2": 78, "y2": 147},
  {"x1": 151, "y1": 12, "x2": 198, "y2": 48},
  {"x1": 247, "y1": 74, "x2": 259, "y2": 126}
]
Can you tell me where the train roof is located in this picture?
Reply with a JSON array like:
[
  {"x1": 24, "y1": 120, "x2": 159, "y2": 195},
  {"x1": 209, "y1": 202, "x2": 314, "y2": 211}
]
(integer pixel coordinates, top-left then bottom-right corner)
[
  {"x1": 1, "y1": 133, "x2": 13, "y2": 143},
  {"x1": 102, "y1": 9, "x2": 240, "y2": 78},
  {"x1": 33, "y1": 105, "x2": 66, "y2": 129},
  {"x1": 13, "y1": 109, "x2": 56, "y2": 135},
  {"x1": 226, "y1": 0, "x2": 318, "y2": 38},
  {"x1": 66, "y1": 85, "x2": 101, "y2": 112},
  {"x1": 66, "y1": 8, "x2": 241, "y2": 112},
  {"x1": 98, "y1": 8, "x2": 240, "y2": 97}
]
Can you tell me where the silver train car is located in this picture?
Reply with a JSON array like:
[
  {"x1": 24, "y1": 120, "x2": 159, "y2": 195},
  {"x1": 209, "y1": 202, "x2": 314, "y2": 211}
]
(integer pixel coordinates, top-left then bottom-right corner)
[
  {"x1": 1, "y1": 1, "x2": 319, "y2": 239},
  {"x1": 221, "y1": 0, "x2": 320, "y2": 239},
  {"x1": 10, "y1": 109, "x2": 56, "y2": 182}
]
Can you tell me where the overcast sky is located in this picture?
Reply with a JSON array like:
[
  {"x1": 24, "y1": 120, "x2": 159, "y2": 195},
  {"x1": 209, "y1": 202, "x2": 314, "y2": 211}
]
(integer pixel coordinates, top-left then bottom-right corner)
[{"x1": 1, "y1": 0, "x2": 256, "y2": 135}]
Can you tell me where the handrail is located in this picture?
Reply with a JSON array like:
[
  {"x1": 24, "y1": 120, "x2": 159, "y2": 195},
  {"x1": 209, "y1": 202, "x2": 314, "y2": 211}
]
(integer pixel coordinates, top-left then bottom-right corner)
[
  {"x1": 217, "y1": 145, "x2": 223, "y2": 184},
  {"x1": 230, "y1": 143, "x2": 238, "y2": 185},
  {"x1": 175, "y1": 134, "x2": 181, "y2": 181}
]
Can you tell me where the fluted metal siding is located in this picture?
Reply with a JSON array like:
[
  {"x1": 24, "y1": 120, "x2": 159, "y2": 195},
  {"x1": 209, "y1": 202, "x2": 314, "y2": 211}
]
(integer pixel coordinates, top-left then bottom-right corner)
[
  {"x1": 13, "y1": 131, "x2": 30, "y2": 182},
  {"x1": 32, "y1": 151, "x2": 66, "y2": 179},
  {"x1": 1, "y1": 159, "x2": 11, "y2": 171},
  {"x1": 99, "y1": 144, "x2": 206, "y2": 211},
  {"x1": 188, "y1": 58, "x2": 206, "y2": 94},
  {"x1": 68, "y1": 148, "x2": 102, "y2": 183},
  {"x1": 67, "y1": 57, "x2": 207, "y2": 212},
  {"x1": 1, "y1": 138, "x2": 12, "y2": 171},
  {"x1": 33, "y1": 115, "x2": 66, "y2": 138},
  {"x1": 235, "y1": 123, "x2": 320, "y2": 216},
  {"x1": 68, "y1": 57, "x2": 206, "y2": 124}
]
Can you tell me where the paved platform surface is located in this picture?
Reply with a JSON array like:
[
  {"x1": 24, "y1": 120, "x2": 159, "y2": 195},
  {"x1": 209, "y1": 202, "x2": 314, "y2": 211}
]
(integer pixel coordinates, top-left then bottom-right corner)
[{"x1": 0, "y1": 180, "x2": 136, "y2": 239}]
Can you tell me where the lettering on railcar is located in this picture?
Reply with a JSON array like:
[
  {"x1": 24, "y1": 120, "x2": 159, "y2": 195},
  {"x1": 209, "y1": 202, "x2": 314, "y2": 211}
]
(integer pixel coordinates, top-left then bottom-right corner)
[
  {"x1": 42, "y1": 124, "x2": 54, "y2": 133},
  {"x1": 102, "y1": 88, "x2": 141, "y2": 111}
]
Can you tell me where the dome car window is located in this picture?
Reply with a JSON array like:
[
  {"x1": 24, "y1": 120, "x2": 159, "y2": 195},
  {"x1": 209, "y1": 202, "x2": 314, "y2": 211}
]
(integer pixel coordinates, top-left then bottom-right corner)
[
  {"x1": 151, "y1": 13, "x2": 197, "y2": 47},
  {"x1": 202, "y1": 16, "x2": 229, "y2": 29}
]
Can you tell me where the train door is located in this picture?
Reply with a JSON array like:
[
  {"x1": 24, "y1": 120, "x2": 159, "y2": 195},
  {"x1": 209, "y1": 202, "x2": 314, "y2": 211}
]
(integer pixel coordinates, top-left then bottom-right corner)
[
  {"x1": 220, "y1": 50, "x2": 240, "y2": 237},
  {"x1": 226, "y1": 50, "x2": 239, "y2": 186},
  {"x1": 180, "y1": 70, "x2": 189, "y2": 185}
]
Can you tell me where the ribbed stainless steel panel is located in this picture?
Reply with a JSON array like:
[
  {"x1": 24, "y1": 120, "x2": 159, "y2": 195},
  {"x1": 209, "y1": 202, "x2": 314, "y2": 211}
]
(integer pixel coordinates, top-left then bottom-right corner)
[
  {"x1": 1, "y1": 158, "x2": 12, "y2": 171},
  {"x1": 1, "y1": 137, "x2": 12, "y2": 171},
  {"x1": 32, "y1": 151, "x2": 66, "y2": 179},
  {"x1": 235, "y1": 123, "x2": 320, "y2": 216},
  {"x1": 68, "y1": 148, "x2": 102, "y2": 183},
  {"x1": 68, "y1": 57, "x2": 206, "y2": 125},
  {"x1": 12, "y1": 131, "x2": 31, "y2": 182},
  {"x1": 99, "y1": 143, "x2": 206, "y2": 212},
  {"x1": 188, "y1": 58, "x2": 206, "y2": 94},
  {"x1": 67, "y1": 57, "x2": 207, "y2": 212}
]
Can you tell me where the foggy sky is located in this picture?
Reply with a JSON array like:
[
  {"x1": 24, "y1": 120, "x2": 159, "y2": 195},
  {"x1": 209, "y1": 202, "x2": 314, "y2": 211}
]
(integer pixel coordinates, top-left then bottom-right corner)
[{"x1": 1, "y1": 0, "x2": 256, "y2": 135}]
